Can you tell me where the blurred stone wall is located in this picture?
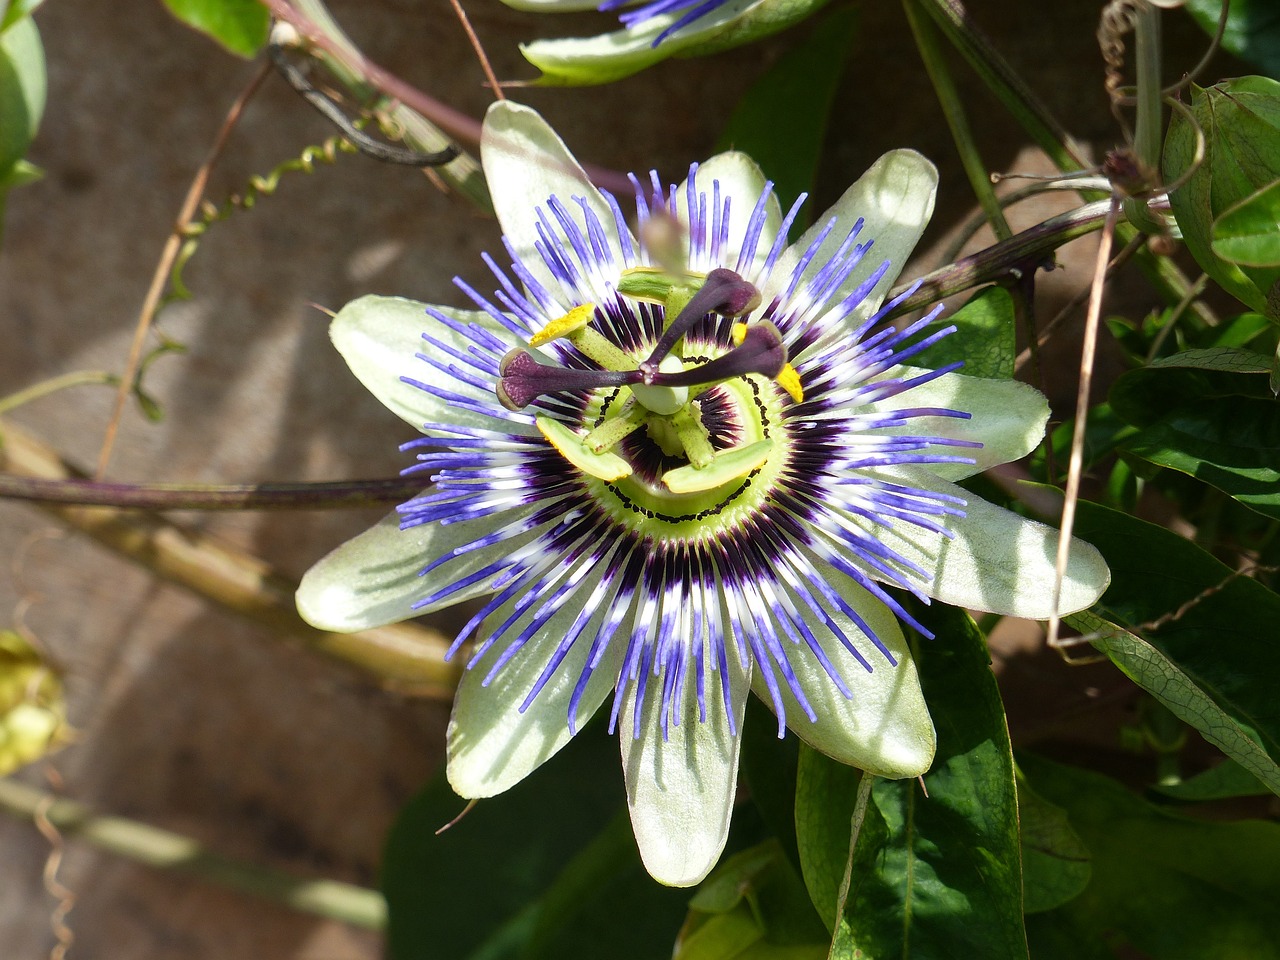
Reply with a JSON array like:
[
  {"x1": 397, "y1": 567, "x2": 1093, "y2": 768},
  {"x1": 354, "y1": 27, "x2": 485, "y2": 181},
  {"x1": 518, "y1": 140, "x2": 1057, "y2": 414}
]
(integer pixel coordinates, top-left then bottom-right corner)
[{"x1": 0, "y1": 0, "x2": 1207, "y2": 956}]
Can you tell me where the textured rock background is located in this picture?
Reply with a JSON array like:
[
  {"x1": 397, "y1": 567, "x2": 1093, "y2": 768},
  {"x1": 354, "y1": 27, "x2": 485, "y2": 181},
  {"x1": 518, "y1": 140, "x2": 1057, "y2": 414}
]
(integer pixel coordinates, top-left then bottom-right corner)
[{"x1": 0, "y1": 1, "x2": 1217, "y2": 956}]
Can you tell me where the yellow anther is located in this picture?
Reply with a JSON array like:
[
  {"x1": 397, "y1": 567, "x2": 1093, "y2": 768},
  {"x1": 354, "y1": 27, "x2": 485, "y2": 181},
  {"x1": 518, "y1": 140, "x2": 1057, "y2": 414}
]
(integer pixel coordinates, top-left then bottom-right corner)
[
  {"x1": 529, "y1": 303, "x2": 597, "y2": 347},
  {"x1": 776, "y1": 363, "x2": 804, "y2": 403},
  {"x1": 731, "y1": 322, "x2": 748, "y2": 346}
]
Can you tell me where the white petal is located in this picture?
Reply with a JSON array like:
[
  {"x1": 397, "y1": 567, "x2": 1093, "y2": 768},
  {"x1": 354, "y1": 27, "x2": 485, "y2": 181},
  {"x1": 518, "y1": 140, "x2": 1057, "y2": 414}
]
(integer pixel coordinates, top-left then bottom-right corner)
[
  {"x1": 869, "y1": 367, "x2": 1050, "y2": 480},
  {"x1": 768, "y1": 150, "x2": 937, "y2": 323},
  {"x1": 520, "y1": 0, "x2": 758, "y2": 86},
  {"x1": 331, "y1": 295, "x2": 521, "y2": 434},
  {"x1": 620, "y1": 650, "x2": 750, "y2": 886},
  {"x1": 296, "y1": 505, "x2": 540, "y2": 632},
  {"x1": 446, "y1": 589, "x2": 626, "y2": 797},
  {"x1": 861, "y1": 472, "x2": 1112, "y2": 617},
  {"x1": 481, "y1": 101, "x2": 627, "y2": 298},
  {"x1": 673, "y1": 152, "x2": 781, "y2": 273},
  {"x1": 751, "y1": 579, "x2": 934, "y2": 777}
]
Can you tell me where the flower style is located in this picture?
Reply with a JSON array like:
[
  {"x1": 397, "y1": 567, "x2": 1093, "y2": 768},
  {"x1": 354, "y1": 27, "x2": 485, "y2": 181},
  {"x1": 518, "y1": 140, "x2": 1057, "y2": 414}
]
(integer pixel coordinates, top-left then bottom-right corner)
[
  {"x1": 499, "y1": 0, "x2": 831, "y2": 85},
  {"x1": 296, "y1": 101, "x2": 1110, "y2": 886}
]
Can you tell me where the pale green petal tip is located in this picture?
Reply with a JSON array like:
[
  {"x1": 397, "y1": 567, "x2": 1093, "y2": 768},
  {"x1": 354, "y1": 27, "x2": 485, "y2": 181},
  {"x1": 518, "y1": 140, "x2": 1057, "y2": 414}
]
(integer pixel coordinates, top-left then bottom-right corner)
[{"x1": 295, "y1": 515, "x2": 421, "y2": 634}]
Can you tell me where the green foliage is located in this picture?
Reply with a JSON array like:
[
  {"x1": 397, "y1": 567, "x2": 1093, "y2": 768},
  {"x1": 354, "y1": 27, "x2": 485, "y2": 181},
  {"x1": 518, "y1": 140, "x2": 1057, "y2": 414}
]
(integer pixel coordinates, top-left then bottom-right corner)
[
  {"x1": 1212, "y1": 177, "x2": 1280, "y2": 267},
  {"x1": 381, "y1": 726, "x2": 690, "y2": 960},
  {"x1": 796, "y1": 605, "x2": 1028, "y2": 959},
  {"x1": 1021, "y1": 752, "x2": 1280, "y2": 960},
  {"x1": 675, "y1": 841, "x2": 828, "y2": 960},
  {"x1": 1110, "y1": 347, "x2": 1280, "y2": 519},
  {"x1": 1164, "y1": 76, "x2": 1280, "y2": 319},
  {"x1": 0, "y1": 12, "x2": 44, "y2": 230},
  {"x1": 1016, "y1": 774, "x2": 1091, "y2": 914},
  {"x1": 715, "y1": 6, "x2": 858, "y2": 225},
  {"x1": 1154, "y1": 759, "x2": 1270, "y2": 802},
  {"x1": 159, "y1": 0, "x2": 270, "y2": 58},
  {"x1": 1185, "y1": 0, "x2": 1280, "y2": 81},
  {"x1": 1070, "y1": 500, "x2": 1280, "y2": 784},
  {"x1": 912, "y1": 285, "x2": 1016, "y2": 379}
]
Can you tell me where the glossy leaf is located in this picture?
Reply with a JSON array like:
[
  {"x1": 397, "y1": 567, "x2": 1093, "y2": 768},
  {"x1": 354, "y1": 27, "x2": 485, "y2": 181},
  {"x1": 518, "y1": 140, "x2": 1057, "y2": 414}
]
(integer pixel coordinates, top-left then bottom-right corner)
[
  {"x1": 159, "y1": 0, "x2": 270, "y2": 58},
  {"x1": 675, "y1": 840, "x2": 827, "y2": 960},
  {"x1": 1213, "y1": 177, "x2": 1280, "y2": 266},
  {"x1": 912, "y1": 285, "x2": 1016, "y2": 379},
  {"x1": 1068, "y1": 609, "x2": 1280, "y2": 798},
  {"x1": 1154, "y1": 758, "x2": 1270, "y2": 802},
  {"x1": 715, "y1": 6, "x2": 858, "y2": 224},
  {"x1": 382, "y1": 726, "x2": 687, "y2": 960},
  {"x1": 797, "y1": 604, "x2": 1028, "y2": 958},
  {"x1": 1070, "y1": 500, "x2": 1280, "y2": 769},
  {"x1": 1020, "y1": 752, "x2": 1280, "y2": 959},
  {"x1": 1110, "y1": 347, "x2": 1280, "y2": 520},
  {"x1": 1164, "y1": 76, "x2": 1280, "y2": 318},
  {"x1": 1016, "y1": 774, "x2": 1091, "y2": 914},
  {"x1": 1185, "y1": 0, "x2": 1280, "y2": 81}
]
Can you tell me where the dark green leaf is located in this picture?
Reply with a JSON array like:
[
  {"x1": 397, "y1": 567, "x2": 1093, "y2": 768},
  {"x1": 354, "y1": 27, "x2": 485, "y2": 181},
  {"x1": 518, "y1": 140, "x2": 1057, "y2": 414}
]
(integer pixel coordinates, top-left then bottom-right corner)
[
  {"x1": 1164, "y1": 76, "x2": 1280, "y2": 317},
  {"x1": 715, "y1": 6, "x2": 858, "y2": 224},
  {"x1": 1154, "y1": 758, "x2": 1270, "y2": 802},
  {"x1": 1110, "y1": 347, "x2": 1280, "y2": 520},
  {"x1": 1213, "y1": 177, "x2": 1280, "y2": 266},
  {"x1": 1185, "y1": 0, "x2": 1280, "y2": 81},
  {"x1": 1016, "y1": 774, "x2": 1090, "y2": 914},
  {"x1": 912, "y1": 285, "x2": 1016, "y2": 379},
  {"x1": 798, "y1": 605, "x2": 1028, "y2": 958},
  {"x1": 382, "y1": 728, "x2": 685, "y2": 960},
  {"x1": 677, "y1": 840, "x2": 827, "y2": 960},
  {"x1": 1067, "y1": 609, "x2": 1280, "y2": 797},
  {"x1": 0, "y1": 14, "x2": 44, "y2": 174},
  {"x1": 159, "y1": 0, "x2": 270, "y2": 58},
  {"x1": 1070, "y1": 500, "x2": 1280, "y2": 766},
  {"x1": 1020, "y1": 752, "x2": 1280, "y2": 959}
]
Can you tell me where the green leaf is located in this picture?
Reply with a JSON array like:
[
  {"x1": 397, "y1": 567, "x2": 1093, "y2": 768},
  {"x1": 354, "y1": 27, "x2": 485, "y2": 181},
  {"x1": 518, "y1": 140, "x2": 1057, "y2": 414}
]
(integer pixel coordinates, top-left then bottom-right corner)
[
  {"x1": 1154, "y1": 758, "x2": 1270, "y2": 802},
  {"x1": 1016, "y1": 773, "x2": 1091, "y2": 914},
  {"x1": 0, "y1": 0, "x2": 46, "y2": 34},
  {"x1": 715, "y1": 6, "x2": 858, "y2": 224},
  {"x1": 1068, "y1": 609, "x2": 1280, "y2": 798},
  {"x1": 1069, "y1": 500, "x2": 1280, "y2": 769},
  {"x1": 1164, "y1": 76, "x2": 1280, "y2": 317},
  {"x1": 1110, "y1": 347, "x2": 1280, "y2": 520},
  {"x1": 1213, "y1": 177, "x2": 1280, "y2": 266},
  {"x1": 1020, "y1": 752, "x2": 1280, "y2": 959},
  {"x1": 1185, "y1": 0, "x2": 1280, "y2": 81},
  {"x1": 797, "y1": 605, "x2": 1028, "y2": 958},
  {"x1": 912, "y1": 285, "x2": 1016, "y2": 379},
  {"x1": 381, "y1": 726, "x2": 687, "y2": 960},
  {"x1": 677, "y1": 840, "x2": 827, "y2": 960},
  {"x1": 0, "y1": 14, "x2": 44, "y2": 173},
  {"x1": 159, "y1": 0, "x2": 270, "y2": 58}
]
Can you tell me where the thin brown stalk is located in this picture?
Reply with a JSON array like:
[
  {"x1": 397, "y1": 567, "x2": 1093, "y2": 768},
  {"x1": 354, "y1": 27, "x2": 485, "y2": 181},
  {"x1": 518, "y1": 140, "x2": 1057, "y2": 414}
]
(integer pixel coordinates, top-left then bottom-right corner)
[
  {"x1": 449, "y1": 0, "x2": 505, "y2": 102},
  {"x1": 1047, "y1": 195, "x2": 1120, "y2": 650},
  {"x1": 94, "y1": 61, "x2": 273, "y2": 480}
]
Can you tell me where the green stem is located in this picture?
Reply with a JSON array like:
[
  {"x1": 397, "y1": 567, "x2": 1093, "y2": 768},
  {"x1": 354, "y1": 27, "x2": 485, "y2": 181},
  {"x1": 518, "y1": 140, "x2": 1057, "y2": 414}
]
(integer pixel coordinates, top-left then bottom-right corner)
[
  {"x1": 885, "y1": 199, "x2": 1114, "y2": 316},
  {"x1": 0, "y1": 777, "x2": 386, "y2": 930},
  {"x1": 904, "y1": 0, "x2": 1012, "y2": 241},
  {"x1": 0, "y1": 371, "x2": 119, "y2": 418},
  {"x1": 918, "y1": 0, "x2": 1089, "y2": 171},
  {"x1": 827, "y1": 770, "x2": 876, "y2": 959},
  {"x1": 1122, "y1": 3, "x2": 1168, "y2": 234}
]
